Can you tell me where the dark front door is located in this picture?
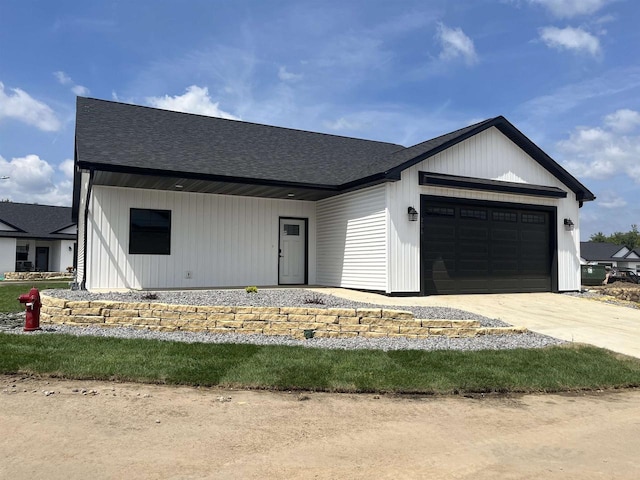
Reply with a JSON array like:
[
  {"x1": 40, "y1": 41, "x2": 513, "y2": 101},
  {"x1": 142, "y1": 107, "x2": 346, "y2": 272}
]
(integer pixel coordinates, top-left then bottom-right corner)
[
  {"x1": 421, "y1": 197, "x2": 555, "y2": 295},
  {"x1": 36, "y1": 247, "x2": 49, "y2": 272}
]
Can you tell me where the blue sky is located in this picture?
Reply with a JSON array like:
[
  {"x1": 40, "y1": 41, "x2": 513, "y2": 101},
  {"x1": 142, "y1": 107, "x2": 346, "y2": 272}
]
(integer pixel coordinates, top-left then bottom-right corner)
[{"x1": 0, "y1": 0, "x2": 638, "y2": 240}]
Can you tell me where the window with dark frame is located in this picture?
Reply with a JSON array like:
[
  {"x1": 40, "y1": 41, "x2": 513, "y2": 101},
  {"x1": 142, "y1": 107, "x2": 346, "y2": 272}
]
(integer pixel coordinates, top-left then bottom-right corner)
[
  {"x1": 16, "y1": 245, "x2": 28, "y2": 261},
  {"x1": 129, "y1": 208, "x2": 171, "y2": 255}
]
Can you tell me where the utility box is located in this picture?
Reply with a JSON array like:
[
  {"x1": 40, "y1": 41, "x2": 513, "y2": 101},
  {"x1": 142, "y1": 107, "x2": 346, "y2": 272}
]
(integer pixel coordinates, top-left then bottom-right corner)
[{"x1": 581, "y1": 265, "x2": 607, "y2": 286}]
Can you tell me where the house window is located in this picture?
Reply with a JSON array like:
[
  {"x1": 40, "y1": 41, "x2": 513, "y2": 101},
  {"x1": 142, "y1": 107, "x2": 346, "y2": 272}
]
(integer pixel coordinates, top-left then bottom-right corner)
[
  {"x1": 284, "y1": 224, "x2": 300, "y2": 236},
  {"x1": 16, "y1": 245, "x2": 28, "y2": 261},
  {"x1": 129, "y1": 208, "x2": 171, "y2": 255}
]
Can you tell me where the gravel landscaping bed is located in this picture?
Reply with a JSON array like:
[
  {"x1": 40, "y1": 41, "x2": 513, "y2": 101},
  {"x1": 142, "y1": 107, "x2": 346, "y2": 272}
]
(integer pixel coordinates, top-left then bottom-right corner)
[
  {"x1": 45, "y1": 288, "x2": 505, "y2": 325},
  {"x1": 0, "y1": 288, "x2": 566, "y2": 351}
]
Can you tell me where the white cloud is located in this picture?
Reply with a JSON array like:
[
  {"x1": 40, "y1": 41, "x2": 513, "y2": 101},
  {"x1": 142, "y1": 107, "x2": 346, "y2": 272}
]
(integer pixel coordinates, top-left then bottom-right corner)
[
  {"x1": 436, "y1": 23, "x2": 478, "y2": 66},
  {"x1": 71, "y1": 85, "x2": 90, "y2": 96},
  {"x1": 558, "y1": 110, "x2": 640, "y2": 183},
  {"x1": 519, "y1": 67, "x2": 640, "y2": 119},
  {"x1": 146, "y1": 85, "x2": 240, "y2": 120},
  {"x1": 59, "y1": 158, "x2": 75, "y2": 179},
  {"x1": 528, "y1": 0, "x2": 613, "y2": 18},
  {"x1": 539, "y1": 26, "x2": 601, "y2": 56},
  {"x1": 324, "y1": 117, "x2": 365, "y2": 132},
  {"x1": 53, "y1": 70, "x2": 90, "y2": 97},
  {"x1": 0, "y1": 154, "x2": 72, "y2": 205},
  {"x1": 0, "y1": 82, "x2": 61, "y2": 131},
  {"x1": 597, "y1": 192, "x2": 627, "y2": 209},
  {"x1": 53, "y1": 71, "x2": 72, "y2": 85},
  {"x1": 278, "y1": 66, "x2": 303, "y2": 82},
  {"x1": 604, "y1": 109, "x2": 640, "y2": 133}
]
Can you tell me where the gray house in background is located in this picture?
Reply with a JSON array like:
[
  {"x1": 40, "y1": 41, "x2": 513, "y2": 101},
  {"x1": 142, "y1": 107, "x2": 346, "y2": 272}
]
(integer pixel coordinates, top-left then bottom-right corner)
[
  {"x1": 0, "y1": 202, "x2": 77, "y2": 275},
  {"x1": 580, "y1": 242, "x2": 640, "y2": 272},
  {"x1": 73, "y1": 97, "x2": 595, "y2": 294}
]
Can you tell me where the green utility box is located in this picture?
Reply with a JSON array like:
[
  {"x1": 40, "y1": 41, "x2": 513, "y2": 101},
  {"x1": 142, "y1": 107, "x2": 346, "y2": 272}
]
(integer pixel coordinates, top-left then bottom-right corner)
[{"x1": 581, "y1": 265, "x2": 607, "y2": 286}]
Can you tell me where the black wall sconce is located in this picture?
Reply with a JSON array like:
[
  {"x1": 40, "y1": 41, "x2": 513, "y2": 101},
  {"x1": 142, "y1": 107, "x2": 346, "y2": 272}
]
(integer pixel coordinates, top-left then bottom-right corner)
[
  {"x1": 564, "y1": 218, "x2": 574, "y2": 231},
  {"x1": 408, "y1": 206, "x2": 419, "y2": 221}
]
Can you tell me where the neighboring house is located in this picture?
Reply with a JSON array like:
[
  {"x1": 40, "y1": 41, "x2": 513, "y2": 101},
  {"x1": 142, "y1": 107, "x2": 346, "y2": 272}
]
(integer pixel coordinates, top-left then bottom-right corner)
[
  {"x1": 0, "y1": 202, "x2": 77, "y2": 274},
  {"x1": 73, "y1": 97, "x2": 595, "y2": 294},
  {"x1": 580, "y1": 242, "x2": 640, "y2": 272}
]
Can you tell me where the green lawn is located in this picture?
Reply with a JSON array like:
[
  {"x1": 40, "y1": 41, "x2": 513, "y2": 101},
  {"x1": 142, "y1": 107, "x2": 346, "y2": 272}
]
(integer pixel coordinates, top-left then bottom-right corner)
[
  {"x1": 0, "y1": 281, "x2": 70, "y2": 313},
  {"x1": 2, "y1": 333, "x2": 639, "y2": 394}
]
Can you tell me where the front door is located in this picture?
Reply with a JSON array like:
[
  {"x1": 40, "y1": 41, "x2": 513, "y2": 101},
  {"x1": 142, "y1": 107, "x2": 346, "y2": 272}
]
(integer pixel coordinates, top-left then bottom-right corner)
[
  {"x1": 36, "y1": 247, "x2": 49, "y2": 272},
  {"x1": 278, "y1": 218, "x2": 306, "y2": 285}
]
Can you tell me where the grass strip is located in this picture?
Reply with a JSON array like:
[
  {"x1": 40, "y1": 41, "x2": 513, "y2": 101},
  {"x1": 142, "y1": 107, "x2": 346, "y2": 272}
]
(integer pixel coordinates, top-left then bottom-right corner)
[
  {"x1": 2, "y1": 332, "x2": 640, "y2": 394},
  {"x1": 0, "y1": 282, "x2": 70, "y2": 313}
]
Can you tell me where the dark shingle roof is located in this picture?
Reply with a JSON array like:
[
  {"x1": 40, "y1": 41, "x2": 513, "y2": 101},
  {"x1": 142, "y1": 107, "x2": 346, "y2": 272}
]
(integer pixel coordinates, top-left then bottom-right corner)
[
  {"x1": 75, "y1": 97, "x2": 405, "y2": 187},
  {"x1": 0, "y1": 202, "x2": 76, "y2": 240},
  {"x1": 74, "y1": 97, "x2": 595, "y2": 201},
  {"x1": 580, "y1": 242, "x2": 640, "y2": 261}
]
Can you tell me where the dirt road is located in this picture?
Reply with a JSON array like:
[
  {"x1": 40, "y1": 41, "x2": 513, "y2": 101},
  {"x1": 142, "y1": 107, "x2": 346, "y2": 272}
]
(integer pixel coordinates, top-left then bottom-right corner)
[{"x1": 1, "y1": 375, "x2": 639, "y2": 479}]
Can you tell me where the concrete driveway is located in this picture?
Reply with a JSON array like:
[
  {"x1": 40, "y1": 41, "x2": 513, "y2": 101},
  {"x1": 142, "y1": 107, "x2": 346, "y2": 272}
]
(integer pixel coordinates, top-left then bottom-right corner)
[{"x1": 311, "y1": 288, "x2": 640, "y2": 358}]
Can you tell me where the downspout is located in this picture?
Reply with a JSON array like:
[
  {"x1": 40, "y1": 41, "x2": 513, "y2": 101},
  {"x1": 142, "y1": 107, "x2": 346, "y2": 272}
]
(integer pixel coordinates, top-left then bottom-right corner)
[{"x1": 80, "y1": 168, "x2": 94, "y2": 290}]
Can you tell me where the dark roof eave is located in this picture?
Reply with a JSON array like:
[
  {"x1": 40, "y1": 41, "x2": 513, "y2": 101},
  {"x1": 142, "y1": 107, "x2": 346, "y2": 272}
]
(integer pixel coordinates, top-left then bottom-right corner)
[
  {"x1": 0, "y1": 218, "x2": 26, "y2": 233},
  {"x1": 337, "y1": 171, "x2": 400, "y2": 193},
  {"x1": 77, "y1": 161, "x2": 342, "y2": 192}
]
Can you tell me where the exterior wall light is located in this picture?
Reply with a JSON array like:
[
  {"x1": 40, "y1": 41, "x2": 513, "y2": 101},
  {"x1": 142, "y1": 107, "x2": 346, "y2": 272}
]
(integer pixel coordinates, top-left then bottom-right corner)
[
  {"x1": 564, "y1": 218, "x2": 574, "y2": 231},
  {"x1": 408, "y1": 206, "x2": 419, "y2": 221}
]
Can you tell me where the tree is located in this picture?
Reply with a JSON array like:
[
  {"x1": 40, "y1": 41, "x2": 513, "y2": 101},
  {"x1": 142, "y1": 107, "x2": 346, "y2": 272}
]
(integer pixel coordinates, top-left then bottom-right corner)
[{"x1": 590, "y1": 225, "x2": 640, "y2": 249}]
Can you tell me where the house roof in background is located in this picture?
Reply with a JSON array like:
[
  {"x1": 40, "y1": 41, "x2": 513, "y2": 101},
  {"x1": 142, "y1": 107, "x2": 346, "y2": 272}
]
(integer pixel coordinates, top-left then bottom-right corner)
[
  {"x1": 74, "y1": 97, "x2": 595, "y2": 201},
  {"x1": 0, "y1": 202, "x2": 76, "y2": 240},
  {"x1": 580, "y1": 242, "x2": 640, "y2": 261}
]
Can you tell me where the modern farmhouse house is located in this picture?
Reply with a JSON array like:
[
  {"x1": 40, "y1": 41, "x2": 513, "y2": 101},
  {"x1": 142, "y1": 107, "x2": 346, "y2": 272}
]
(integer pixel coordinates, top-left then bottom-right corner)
[
  {"x1": 0, "y1": 202, "x2": 77, "y2": 275},
  {"x1": 72, "y1": 97, "x2": 594, "y2": 294}
]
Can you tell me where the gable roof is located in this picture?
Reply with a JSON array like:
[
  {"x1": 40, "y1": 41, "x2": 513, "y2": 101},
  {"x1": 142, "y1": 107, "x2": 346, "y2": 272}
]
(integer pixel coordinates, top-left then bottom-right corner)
[
  {"x1": 580, "y1": 242, "x2": 640, "y2": 262},
  {"x1": 75, "y1": 97, "x2": 404, "y2": 188},
  {"x1": 0, "y1": 202, "x2": 76, "y2": 240},
  {"x1": 74, "y1": 97, "x2": 595, "y2": 205}
]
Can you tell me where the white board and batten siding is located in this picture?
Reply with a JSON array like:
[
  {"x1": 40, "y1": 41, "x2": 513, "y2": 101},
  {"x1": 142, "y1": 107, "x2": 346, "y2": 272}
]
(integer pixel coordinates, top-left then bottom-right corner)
[
  {"x1": 0, "y1": 237, "x2": 16, "y2": 274},
  {"x1": 84, "y1": 186, "x2": 316, "y2": 290},
  {"x1": 316, "y1": 185, "x2": 388, "y2": 291},
  {"x1": 387, "y1": 126, "x2": 582, "y2": 293}
]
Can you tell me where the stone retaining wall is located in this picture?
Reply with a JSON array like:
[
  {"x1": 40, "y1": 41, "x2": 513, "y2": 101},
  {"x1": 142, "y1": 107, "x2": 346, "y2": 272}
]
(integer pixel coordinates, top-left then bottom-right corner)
[
  {"x1": 40, "y1": 294, "x2": 526, "y2": 340},
  {"x1": 4, "y1": 272, "x2": 73, "y2": 281}
]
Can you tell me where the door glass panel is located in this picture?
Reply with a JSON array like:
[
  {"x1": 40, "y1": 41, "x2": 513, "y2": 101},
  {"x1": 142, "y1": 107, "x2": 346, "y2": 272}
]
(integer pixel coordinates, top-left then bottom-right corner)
[{"x1": 284, "y1": 224, "x2": 300, "y2": 236}]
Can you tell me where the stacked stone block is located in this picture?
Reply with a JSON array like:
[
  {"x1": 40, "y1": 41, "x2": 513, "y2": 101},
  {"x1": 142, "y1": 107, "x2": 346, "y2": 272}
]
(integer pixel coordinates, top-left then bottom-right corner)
[{"x1": 40, "y1": 294, "x2": 527, "y2": 339}]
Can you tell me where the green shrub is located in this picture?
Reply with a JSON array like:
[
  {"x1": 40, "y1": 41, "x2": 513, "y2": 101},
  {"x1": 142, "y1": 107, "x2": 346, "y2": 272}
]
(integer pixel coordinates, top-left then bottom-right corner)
[{"x1": 245, "y1": 286, "x2": 258, "y2": 293}]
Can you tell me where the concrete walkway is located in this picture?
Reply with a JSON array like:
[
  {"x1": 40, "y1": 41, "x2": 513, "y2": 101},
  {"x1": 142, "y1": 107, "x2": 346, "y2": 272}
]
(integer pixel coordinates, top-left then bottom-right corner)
[{"x1": 310, "y1": 288, "x2": 640, "y2": 358}]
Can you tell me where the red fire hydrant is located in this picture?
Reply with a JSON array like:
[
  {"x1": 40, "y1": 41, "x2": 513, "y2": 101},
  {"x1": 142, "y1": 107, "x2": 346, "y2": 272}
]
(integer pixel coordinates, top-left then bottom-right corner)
[{"x1": 18, "y1": 287, "x2": 42, "y2": 332}]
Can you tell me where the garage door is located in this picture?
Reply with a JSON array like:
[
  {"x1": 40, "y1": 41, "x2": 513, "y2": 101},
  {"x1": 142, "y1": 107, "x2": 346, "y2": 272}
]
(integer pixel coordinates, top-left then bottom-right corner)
[{"x1": 421, "y1": 197, "x2": 554, "y2": 295}]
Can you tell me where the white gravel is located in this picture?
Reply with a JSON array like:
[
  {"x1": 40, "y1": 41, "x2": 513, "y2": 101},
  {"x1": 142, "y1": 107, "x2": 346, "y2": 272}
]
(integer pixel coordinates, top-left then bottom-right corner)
[{"x1": 1, "y1": 288, "x2": 565, "y2": 351}]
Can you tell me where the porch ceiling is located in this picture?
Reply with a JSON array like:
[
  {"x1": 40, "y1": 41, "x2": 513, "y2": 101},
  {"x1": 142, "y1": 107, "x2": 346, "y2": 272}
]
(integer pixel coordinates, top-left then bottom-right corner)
[{"x1": 92, "y1": 170, "x2": 340, "y2": 201}]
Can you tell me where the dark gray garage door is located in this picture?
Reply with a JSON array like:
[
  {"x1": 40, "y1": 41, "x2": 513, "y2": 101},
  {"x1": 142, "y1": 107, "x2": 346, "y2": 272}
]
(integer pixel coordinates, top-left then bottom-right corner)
[{"x1": 421, "y1": 197, "x2": 554, "y2": 295}]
